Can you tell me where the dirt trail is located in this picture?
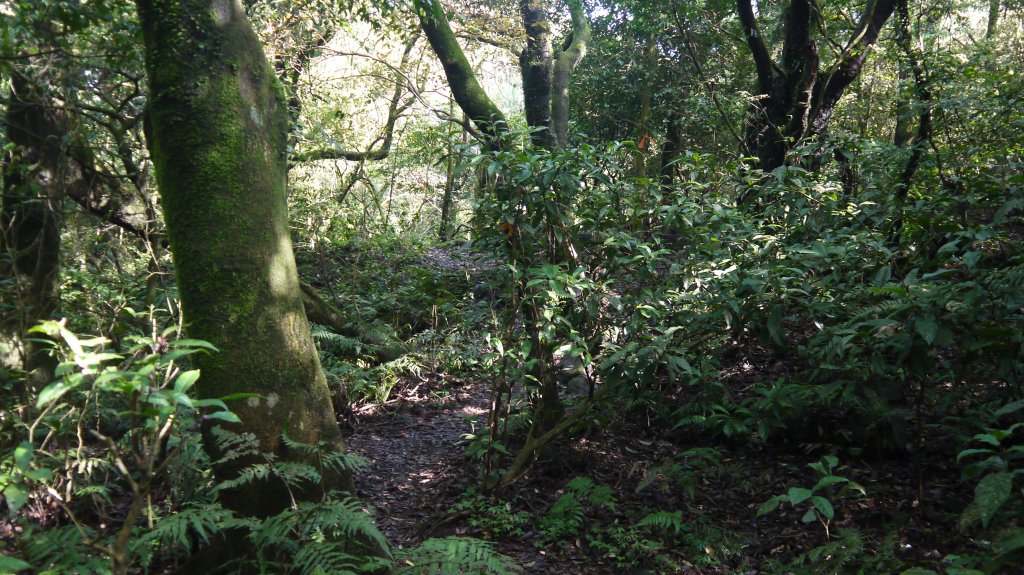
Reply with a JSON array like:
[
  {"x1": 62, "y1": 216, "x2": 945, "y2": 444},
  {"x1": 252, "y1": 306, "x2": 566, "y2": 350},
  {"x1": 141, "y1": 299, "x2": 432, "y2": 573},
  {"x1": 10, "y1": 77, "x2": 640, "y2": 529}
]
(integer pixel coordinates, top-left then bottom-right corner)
[{"x1": 345, "y1": 381, "x2": 491, "y2": 544}]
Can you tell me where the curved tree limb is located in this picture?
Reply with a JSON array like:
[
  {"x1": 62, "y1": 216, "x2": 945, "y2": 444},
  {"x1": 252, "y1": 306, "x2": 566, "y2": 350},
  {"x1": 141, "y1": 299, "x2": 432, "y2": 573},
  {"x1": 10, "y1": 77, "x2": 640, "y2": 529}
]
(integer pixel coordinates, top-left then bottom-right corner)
[
  {"x1": 550, "y1": 0, "x2": 589, "y2": 149},
  {"x1": 414, "y1": 0, "x2": 510, "y2": 148}
]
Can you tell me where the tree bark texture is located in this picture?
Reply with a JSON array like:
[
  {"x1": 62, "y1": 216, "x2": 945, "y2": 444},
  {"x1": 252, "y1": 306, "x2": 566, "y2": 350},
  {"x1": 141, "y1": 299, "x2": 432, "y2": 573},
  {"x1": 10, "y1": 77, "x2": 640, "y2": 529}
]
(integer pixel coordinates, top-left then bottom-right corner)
[
  {"x1": 519, "y1": 0, "x2": 555, "y2": 148},
  {"x1": 1, "y1": 73, "x2": 63, "y2": 394},
  {"x1": 415, "y1": 0, "x2": 509, "y2": 148},
  {"x1": 135, "y1": 0, "x2": 354, "y2": 517},
  {"x1": 550, "y1": 0, "x2": 589, "y2": 149},
  {"x1": 737, "y1": 0, "x2": 896, "y2": 171}
]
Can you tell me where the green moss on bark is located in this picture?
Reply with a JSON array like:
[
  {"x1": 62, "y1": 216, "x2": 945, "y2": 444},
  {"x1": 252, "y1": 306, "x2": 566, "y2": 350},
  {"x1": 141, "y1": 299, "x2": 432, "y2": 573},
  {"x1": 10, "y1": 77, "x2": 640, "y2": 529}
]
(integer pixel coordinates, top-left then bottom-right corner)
[{"x1": 137, "y1": 0, "x2": 352, "y2": 517}]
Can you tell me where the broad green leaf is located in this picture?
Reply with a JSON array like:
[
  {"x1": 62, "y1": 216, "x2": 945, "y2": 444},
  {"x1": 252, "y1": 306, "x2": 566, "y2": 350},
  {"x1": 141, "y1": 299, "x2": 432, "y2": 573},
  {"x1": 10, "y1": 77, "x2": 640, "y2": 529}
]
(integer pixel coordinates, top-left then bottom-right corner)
[
  {"x1": 0, "y1": 553, "x2": 31, "y2": 572},
  {"x1": 801, "y1": 508, "x2": 816, "y2": 523},
  {"x1": 217, "y1": 393, "x2": 260, "y2": 401},
  {"x1": 13, "y1": 442, "x2": 31, "y2": 471},
  {"x1": 767, "y1": 304, "x2": 785, "y2": 347},
  {"x1": 193, "y1": 398, "x2": 229, "y2": 410},
  {"x1": 756, "y1": 496, "x2": 780, "y2": 516},
  {"x1": 973, "y1": 433, "x2": 1001, "y2": 447},
  {"x1": 174, "y1": 370, "x2": 201, "y2": 393},
  {"x1": 3, "y1": 483, "x2": 28, "y2": 513},
  {"x1": 36, "y1": 380, "x2": 73, "y2": 408},
  {"x1": 973, "y1": 472, "x2": 1013, "y2": 529},
  {"x1": 172, "y1": 339, "x2": 218, "y2": 352},
  {"x1": 812, "y1": 475, "x2": 849, "y2": 491},
  {"x1": 788, "y1": 487, "x2": 813, "y2": 505},
  {"x1": 958, "y1": 448, "x2": 995, "y2": 462},
  {"x1": 914, "y1": 312, "x2": 938, "y2": 345},
  {"x1": 898, "y1": 569, "x2": 938, "y2": 575},
  {"x1": 994, "y1": 400, "x2": 1024, "y2": 417},
  {"x1": 811, "y1": 496, "x2": 834, "y2": 520},
  {"x1": 204, "y1": 411, "x2": 241, "y2": 424},
  {"x1": 24, "y1": 469, "x2": 52, "y2": 482}
]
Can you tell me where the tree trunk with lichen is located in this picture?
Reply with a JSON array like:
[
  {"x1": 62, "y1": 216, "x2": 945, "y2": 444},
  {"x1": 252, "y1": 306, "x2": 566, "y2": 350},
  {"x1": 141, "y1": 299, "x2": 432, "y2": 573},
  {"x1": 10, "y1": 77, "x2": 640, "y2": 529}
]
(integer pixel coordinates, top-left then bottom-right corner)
[
  {"x1": 0, "y1": 72, "x2": 63, "y2": 403},
  {"x1": 519, "y1": 0, "x2": 554, "y2": 149},
  {"x1": 136, "y1": 0, "x2": 355, "y2": 519}
]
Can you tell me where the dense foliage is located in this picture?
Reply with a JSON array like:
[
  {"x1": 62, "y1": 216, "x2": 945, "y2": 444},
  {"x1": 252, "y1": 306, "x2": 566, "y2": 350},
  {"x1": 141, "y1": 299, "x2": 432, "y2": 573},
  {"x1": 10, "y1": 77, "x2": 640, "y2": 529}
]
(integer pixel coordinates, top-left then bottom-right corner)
[{"x1": 1, "y1": 0, "x2": 1022, "y2": 573}]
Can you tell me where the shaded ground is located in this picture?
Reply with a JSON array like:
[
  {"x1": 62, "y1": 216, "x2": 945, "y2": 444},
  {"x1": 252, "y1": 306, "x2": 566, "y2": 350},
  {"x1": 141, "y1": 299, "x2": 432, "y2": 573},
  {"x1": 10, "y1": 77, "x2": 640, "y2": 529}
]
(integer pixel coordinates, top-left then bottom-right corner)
[{"x1": 343, "y1": 368, "x2": 978, "y2": 574}]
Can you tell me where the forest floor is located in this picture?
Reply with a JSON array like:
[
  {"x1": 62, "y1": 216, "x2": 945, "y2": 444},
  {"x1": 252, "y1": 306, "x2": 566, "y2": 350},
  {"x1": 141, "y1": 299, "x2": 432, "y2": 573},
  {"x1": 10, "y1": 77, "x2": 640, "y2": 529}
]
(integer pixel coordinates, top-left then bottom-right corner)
[
  {"x1": 343, "y1": 368, "x2": 977, "y2": 574},
  {"x1": 326, "y1": 245, "x2": 988, "y2": 574}
]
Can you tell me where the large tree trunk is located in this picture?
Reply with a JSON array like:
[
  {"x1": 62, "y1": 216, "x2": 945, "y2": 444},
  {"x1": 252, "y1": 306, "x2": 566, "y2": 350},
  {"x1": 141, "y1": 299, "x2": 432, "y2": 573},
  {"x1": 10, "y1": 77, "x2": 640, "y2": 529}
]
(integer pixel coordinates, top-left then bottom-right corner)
[
  {"x1": 737, "y1": 0, "x2": 896, "y2": 172},
  {"x1": 136, "y1": 0, "x2": 355, "y2": 518},
  {"x1": 519, "y1": 0, "x2": 555, "y2": 148},
  {"x1": 1, "y1": 72, "x2": 64, "y2": 399},
  {"x1": 550, "y1": 0, "x2": 589, "y2": 149}
]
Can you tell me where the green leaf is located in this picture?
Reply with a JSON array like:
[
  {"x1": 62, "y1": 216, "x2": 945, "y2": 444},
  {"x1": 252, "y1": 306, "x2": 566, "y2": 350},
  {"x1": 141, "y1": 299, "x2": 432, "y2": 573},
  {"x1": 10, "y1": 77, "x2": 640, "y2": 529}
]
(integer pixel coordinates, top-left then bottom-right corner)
[
  {"x1": 36, "y1": 380, "x2": 73, "y2": 408},
  {"x1": 914, "y1": 312, "x2": 938, "y2": 345},
  {"x1": 801, "y1": 508, "x2": 816, "y2": 523},
  {"x1": 23, "y1": 468, "x2": 52, "y2": 482},
  {"x1": 811, "y1": 496, "x2": 834, "y2": 520},
  {"x1": 958, "y1": 448, "x2": 996, "y2": 462},
  {"x1": 174, "y1": 369, "x2": 201, "y2": 393},
  {"x1": 973, "y1": 472, "x2": 1013, "y2": 529},
  {"x1": 788, "y1": 487, "x2": 813, "y2": 505},
  {"x1": 756, "y1": 496, "x2": 780, "y2": 516},
  {"x1": 898, "y1": 569, "x2": 938, "y2": 575},
  {"x1": 3, "y1": 483, "x2": 28, "y2": 512},
  {"x1": 204, "y1": 411, "x2": 241, "y2": 424},
  {"x1": 0, "y1": 553, "x2": 31, "y2": 572},
  {"x1": 13, "y1": 442, "x2": 32, "y2": 471},
  {"x1": 974, "y1": 433, "x2": 1001, "y2": 447},
  {"x1": 767, "y1": 304, "x2": 786, "y2": 347},
  {"x1": 172, "y1": 339, "x2": 219, "y2": 352},
  {"x1": 994, "y1": 400, "x2": 1024, "y2": 418},
  {"x1": 812, "y1": 475, "x2": 849, "y2": 491}
]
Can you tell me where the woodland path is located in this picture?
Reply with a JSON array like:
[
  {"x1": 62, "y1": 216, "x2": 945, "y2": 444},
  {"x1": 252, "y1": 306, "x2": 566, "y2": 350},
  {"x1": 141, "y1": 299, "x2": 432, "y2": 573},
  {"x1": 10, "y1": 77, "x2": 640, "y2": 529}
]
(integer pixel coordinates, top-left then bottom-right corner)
[{"x1": 344, "y1": 378, "x2": 616, "y2": 574}]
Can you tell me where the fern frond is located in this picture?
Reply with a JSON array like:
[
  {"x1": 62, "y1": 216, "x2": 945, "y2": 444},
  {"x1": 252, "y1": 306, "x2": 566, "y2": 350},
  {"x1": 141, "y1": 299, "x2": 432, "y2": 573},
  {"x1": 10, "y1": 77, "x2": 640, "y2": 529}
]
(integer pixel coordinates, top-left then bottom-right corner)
[
  {"x1": 210, "y1": 427, "x2": 261, "y2": 464},
  {"x1": 565, "y1": 476, "x2": 595, "y2": 496},
  {"x1": 636, "y1": 510, "x2": 685, "y2": 535},
  {"x1": 396, "y1": 537, "x2": 521, "y2": 575},
  {"x1": 250, "y1": 495, "x2": 389, "y2": 561},
  {"x1": 291, "y1": 541, "x2": 363, "y2": 575},
  {"x1": 214, "y1": 462, "x2": 273, "y2": 492},
  {"x1": 321, "y1": 450, "x2": 369, "y2": 475},
  {"x1": 132, "y1": 504, "x2": 238, "y2": 556},
  {"x1": 585, "y1": 484, "x2": 616, "y2": 510}
]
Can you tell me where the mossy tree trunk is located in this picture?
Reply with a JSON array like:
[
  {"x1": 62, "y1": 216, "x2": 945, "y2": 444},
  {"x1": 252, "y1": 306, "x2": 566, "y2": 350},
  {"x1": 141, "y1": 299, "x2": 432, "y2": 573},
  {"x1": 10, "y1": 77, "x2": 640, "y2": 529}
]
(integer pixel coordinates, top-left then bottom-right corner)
[
  {"x1": 1, "y1": 72, "x2": 64, "y2": 399},
  {"x1": 519, "y1": 0, "x2": 555, "y2": 149},
  {"x1": 415, "y1": 0, "x2": 509, "y2": 148},
  {"x1": 135, "y1": 0, "x2": 355, "y2": 517},
  {"x1": 550, "y1": 0, "x2": 589, "y2": 149},
  {"x1": 2, "y1": 59, "x2": 160, "y2": 401}
]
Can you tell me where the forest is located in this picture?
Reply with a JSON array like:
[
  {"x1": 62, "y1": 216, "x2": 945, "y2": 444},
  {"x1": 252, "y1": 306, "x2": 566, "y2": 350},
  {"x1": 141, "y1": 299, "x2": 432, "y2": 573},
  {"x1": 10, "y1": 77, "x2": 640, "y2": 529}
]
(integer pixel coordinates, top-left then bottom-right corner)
[{"x1": 0, "y1": 0, "x2": 1022, "y2": 573}]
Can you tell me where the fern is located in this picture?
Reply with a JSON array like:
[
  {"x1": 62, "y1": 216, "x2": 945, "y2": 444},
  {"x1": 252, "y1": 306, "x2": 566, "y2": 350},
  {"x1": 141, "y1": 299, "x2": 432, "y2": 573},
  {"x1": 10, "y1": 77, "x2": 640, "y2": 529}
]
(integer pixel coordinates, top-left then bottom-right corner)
[
  {"x1": 22, "y1": 524, "x2": 109, "y2": 574},
  {"x1": 540, "y1": 476, "x2": 616, "y2": 541},
  {"x1": 396, "y1": 537, "x2": 521, "y2": 575},
  {"x1": 209, "y1": 427, "x2": 261, "y2": 465},
  {"x1": 131, "y1": 504, "x2": 240, "y2": 558},
  {"x1": 291, "y1": 542, "x2": 365, "y2": 575},
  {"x1": 540, "y1": 493, "x2": 585, "y2": 538},
  {"x1": 214, "y1": 462, "x2": 274, "y2": 493},
  {"x1": 636, "y1": 510, "x2": 685, "y2": 535},
  {"x1": 249, "y1": 495, "x2": 389, "y2": 562}
]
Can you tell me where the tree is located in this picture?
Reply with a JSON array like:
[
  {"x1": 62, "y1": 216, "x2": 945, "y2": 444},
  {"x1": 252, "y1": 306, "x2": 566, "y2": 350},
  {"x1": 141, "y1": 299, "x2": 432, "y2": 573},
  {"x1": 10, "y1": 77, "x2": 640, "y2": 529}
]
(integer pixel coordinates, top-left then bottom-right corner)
[
  {"x1": 737, "y1": 0, "x2": 897, "y2": 171},
  {"x1": 135, "y1": 0, "x2": 359, "y2": 523}
]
